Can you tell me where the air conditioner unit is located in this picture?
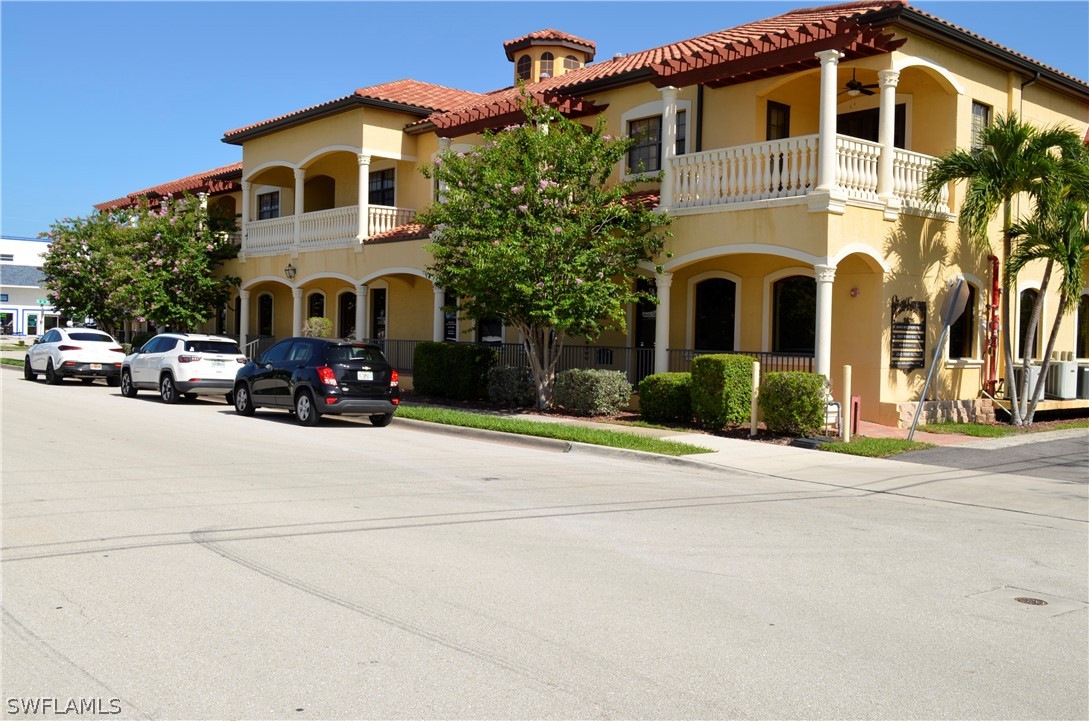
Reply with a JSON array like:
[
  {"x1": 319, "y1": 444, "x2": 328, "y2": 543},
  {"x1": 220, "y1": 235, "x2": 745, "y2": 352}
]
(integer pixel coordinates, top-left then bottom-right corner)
[
  {"x1": 1045, "y1": 361, "x2": 1078, "y2": 400},
  {"x1": 1008, "y1": 365, "x2": 1042, "y2": 400}
]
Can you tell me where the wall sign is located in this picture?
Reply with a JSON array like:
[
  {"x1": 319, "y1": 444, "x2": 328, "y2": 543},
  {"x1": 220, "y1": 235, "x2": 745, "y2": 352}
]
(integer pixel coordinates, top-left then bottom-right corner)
[{"x1": 891, "y1": 295, "x2": 926, "y2": 373}]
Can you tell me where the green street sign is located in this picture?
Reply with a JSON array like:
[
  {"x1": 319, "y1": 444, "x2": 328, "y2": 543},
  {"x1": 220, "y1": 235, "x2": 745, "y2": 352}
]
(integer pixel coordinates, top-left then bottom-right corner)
[{"x1": 37, "y1": 299, "x2": 49, "y2": 306}]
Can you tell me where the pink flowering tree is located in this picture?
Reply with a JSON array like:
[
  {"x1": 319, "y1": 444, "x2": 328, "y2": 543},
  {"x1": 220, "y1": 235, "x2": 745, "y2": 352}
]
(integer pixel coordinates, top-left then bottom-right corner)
[
  {"x1": 418, "y1": 96, "x2": 670, "y2": 409},
  {"x1": 41, "y1": 194, "x2": 238, "y2": 336}
]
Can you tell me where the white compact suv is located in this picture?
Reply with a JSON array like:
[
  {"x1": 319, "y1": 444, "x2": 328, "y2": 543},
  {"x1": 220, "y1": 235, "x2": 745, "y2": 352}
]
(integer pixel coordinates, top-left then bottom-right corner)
[{"x1": 120, "y1": 333, "x2": 246, "y2": 403}]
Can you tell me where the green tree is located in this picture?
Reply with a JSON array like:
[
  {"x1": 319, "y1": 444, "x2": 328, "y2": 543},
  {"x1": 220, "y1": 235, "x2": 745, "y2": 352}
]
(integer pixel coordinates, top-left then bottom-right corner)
[
  {"x1": 42, "y1": 194, "x2": 239, "y2": 336},
  {"x1": 418, "y1": 95, "x2": 670, "y2": 409},
  {"x1": 1007, "y1": 185, "x2": 1089, "y2": 422},
  {"x1": 922, "y1": 113, "x2": 1087, "y2": 425}
]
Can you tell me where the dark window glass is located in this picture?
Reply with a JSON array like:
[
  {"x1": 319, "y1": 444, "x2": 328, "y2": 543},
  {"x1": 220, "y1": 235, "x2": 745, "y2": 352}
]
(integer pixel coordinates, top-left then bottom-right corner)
[
  {"x1": 767, "y1": 101, "x2": 790, "y2": 141},
  {"x1": 676, "y1": 110, "x2": 686, "y2": 156},
  {"x1": 947, "y1": 284, "x2": 976, "y2": 358},
  {"x1": 694, "y1": 278, "x2": 736, "y2": 351},
  {"x1": 371, "y1": 288, "x2": 387, "y2": 340},
  {"x1": 1077, "y1": 294, "x2": 1089, "y2": 358},
  {"x1": 326, "y1": 344, "x2": 384, "y2": 363},
  {"x1": 185, "y1": 341, "x2": 240, "y2": 354},
  {"x1": 258, "y1": 294, "x2": 273, "y2": 337},
  {"x1": 516, "y1": 55, "x2": 531, "y2": 80},
  {"x1": 257, "y1": 191, "x2": 279, "y2": 220},
  {"x1": 563, "y1": 55, "x2": 579, "y2": 71},
  {"x1": 540, "y1": 52, "x2": 554, "y2": 78},
  {"x1": 971, "y1": 101, "x2": 992, "y2": 151},
  {"x1": 444, "y1": 290, "x2": 459, "y2": 342},
  {"x1": 635, "y1": 276, "x2": 656, "y2": 349},
  {"x1": 369, "y1": 169, "x2": 395, "y2": 207},
  {"x1": 628, "y1": 116, "x2": 661, "y2": 173},
  {"x1": 261, "y1": 340, "x2": 292, "y2": 364},
  {"x1": 307, "y1": 294, "x2": 325, "y2": 320},
  {"x1": 772, "y1": 276, "x2": 816, "y2": 353},
  {"x1": 837, "y1": 105, "x2": 906, "y2": 148},
  {"x1": 477, "y1": 317, "x2": 503, "y2": 344},
  {"x1": 1019, "y1": 288, "x2": 1039, "y2": 358},
  {"x1": 338, "y1": 292, "x2": 356, "y2": 338}
]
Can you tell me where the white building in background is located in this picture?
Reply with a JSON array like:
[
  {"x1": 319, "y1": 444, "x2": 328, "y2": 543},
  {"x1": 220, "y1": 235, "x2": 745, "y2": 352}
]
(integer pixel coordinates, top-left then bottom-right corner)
[{"x1": 0, "y1": 237, "x2": 53, "y2": 336}]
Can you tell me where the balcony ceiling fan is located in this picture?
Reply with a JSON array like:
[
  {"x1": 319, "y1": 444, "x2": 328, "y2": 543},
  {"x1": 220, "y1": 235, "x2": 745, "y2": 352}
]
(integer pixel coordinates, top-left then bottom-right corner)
[{"x1": 843, "y1": 69, "x2": 878, "y2": 97}]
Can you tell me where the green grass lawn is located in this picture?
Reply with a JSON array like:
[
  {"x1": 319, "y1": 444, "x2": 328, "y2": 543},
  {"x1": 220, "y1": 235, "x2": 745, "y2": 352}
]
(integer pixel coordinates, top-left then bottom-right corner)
[
  {"x1": 820, "y1": 437, "x2": 935, "y2": 457},
  {"x1": 919, "y1": 419, "x2": 1089, "y2": 436},
  {"x1": 396, "y1": 404, "x2": 713, "y2": 457},
  {"x1": 1, "y1": 357, "x2": 24, "y2": 368}
]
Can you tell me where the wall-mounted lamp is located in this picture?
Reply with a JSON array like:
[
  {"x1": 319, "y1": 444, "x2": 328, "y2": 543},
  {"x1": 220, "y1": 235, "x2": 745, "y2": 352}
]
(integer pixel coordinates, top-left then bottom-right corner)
[
  {"x1": 850, "y1": 287, "x2": 861, "y2": 298},
  {"x1": 284, "y1": 263, "x2": 297, "y2": 281}
]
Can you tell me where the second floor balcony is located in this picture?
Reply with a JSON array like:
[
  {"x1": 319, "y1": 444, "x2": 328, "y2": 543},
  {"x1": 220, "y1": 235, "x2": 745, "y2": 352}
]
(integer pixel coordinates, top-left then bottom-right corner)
[{"x1": 244, "y1": 204, "x2": 417, "y2": 255}]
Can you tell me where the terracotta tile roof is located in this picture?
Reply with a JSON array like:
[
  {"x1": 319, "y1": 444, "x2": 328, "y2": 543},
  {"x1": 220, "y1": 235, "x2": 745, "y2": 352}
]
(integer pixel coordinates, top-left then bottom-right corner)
[
  {"x1": 503, "y1": 29, "x2": 597, "y2": 61},
  {"x1": 95, "y1": 162, "x2": 243, "y2": 211},
  {"x1": 366, "y1": 223, "x2": 432, "y2": 243},
  {"x1": 223, "y1": 80, "x2": 485, "y2": 141}
]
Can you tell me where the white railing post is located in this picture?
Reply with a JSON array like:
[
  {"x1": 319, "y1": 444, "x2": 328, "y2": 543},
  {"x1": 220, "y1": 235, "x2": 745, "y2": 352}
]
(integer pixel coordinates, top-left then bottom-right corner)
[
  {"x1": 659, "y1": 86, "x2": 678, "y2": 212},
  {"x1": 357, "y1": 154, "x2": 371, "y2": 243}
]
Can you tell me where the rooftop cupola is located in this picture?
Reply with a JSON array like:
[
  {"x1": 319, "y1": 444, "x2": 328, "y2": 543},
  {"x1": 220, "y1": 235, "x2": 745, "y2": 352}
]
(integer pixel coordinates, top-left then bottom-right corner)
[{"x1": 503, "y1": 29, "x2": 596, "y2": 84}]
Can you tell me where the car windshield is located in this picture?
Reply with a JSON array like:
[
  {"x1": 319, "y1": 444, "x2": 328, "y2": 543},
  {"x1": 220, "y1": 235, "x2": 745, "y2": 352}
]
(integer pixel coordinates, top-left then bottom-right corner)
[
  {"x1": 69, "y1": 333, "x2": 112, "y2": 342},
  {"x1": 325, "y1": 345, "x2": 384, "y2": 363},
  {"x1": 185, "y1": 341, "x2": 239, "y2": 354}
]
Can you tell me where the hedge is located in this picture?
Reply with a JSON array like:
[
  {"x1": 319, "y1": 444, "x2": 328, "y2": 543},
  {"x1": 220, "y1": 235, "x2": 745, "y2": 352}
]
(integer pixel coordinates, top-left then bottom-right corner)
[
  {"x1": 759, "y1": 371, "x2": 828, "y2": 436},
  {"x1": 412, "y1": 342, "x2": 497, "y2": 400},
  {"x1": 553, "y1": 368, "x2": 632, "y2": 416},
  {"x1": 638, "y1": 372, "x2": 692, "y2": 424},
  {"x1": 689, "y1": 354, "x2": 754, "y2": 430}
]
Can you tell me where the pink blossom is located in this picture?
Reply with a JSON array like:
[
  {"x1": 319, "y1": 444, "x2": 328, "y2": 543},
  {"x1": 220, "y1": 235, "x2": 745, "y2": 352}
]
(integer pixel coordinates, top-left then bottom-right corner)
[
  {"x1": 517, "y1": 204, "x2": 528, "y2": 212},
  {"x1": 553, "y1": 226, "x2": 563, "y2": 234},
  {"x1": 206, "y1": 244, "x2": 214, "y2": 250},
  {"x1": 575, "y1": 278, "x2": 583, "y2": 285},
  {"x1": 511, "y1": 185, "x2": 524, "y2": 193},
  {"x1": 603, "y1": 134, "x2": 612, "y2": 141}
]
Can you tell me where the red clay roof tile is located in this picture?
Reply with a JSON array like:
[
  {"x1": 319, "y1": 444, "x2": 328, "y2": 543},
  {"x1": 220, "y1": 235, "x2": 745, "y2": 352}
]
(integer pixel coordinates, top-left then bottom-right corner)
[
  {"x1": 503, "y1": 29, "x2": 597, "y2": 61},
  {"x1": 94, "y1": 162, "x2": 243, "y2": 211}
]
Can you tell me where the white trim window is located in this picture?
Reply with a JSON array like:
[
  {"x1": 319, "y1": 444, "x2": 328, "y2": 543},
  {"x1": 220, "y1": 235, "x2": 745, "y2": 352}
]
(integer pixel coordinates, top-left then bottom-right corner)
[
  {"x1": 257, "y1": 191, "x2": 280, "y2": 220},
  {"x1": 621, "y1": 98, "x2": 692, "y2": 179}
]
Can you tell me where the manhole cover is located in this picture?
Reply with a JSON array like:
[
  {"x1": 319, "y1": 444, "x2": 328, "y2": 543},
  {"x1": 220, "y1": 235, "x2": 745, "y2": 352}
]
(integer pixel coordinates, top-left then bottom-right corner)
[{"x1": 1014, "y1": 597, "x2": 1048, "y2": 606}]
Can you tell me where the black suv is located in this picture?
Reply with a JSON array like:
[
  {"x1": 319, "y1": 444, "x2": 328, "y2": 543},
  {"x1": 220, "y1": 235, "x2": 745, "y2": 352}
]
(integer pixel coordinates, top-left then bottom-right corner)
[{"x1": 233, "y1": 338, "x2": 399, "y2": 426}]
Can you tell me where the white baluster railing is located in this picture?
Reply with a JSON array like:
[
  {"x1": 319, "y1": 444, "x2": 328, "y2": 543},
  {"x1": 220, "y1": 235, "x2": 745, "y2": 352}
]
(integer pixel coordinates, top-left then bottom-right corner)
[
  {"x1": 368, "y1": 206, "x2": 417, "y2": 236},
  {"x1": 244, "y1": 217, "x2": 294, "y2": 254},
  {"x1": 893, "y1": 149, "x2": 949, "y2": 212},
  {"x1": 834, "y1": 136, "x2": 880, "y2": 201},
  {"x1": 299, "y1": 206, "x2": 358, "y2": 249}
]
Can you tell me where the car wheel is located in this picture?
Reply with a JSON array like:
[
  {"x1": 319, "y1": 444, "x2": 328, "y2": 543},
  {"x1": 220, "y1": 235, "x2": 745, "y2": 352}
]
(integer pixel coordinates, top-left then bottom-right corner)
[
  {"x1": 120, "y1": 370, "x2": 137, "y2": 397},
  {"x1": 294, "y1": 390, "x2": 320, "y2": 426},
  {"x1": 233, "y1": 384, "x2": 255, "y2": 416},
  {"x1": 159, "y1": 374, "x2": 178, "y2": 404},
  {"x1": 370, "y1": 413, "x2": 394, "y2": 427},
  {"x1": 106, "y1": 375, "x2": 121, "y2": 388},
  {"x1": 45, "y1": 360, "x2": 61, "y2": 385},
  {"x1": 224, "y1": 391, "x2": 234, "y2": 406},
  {"x1": 23, "y1": 357, "x2": 37, "y2": 381}
]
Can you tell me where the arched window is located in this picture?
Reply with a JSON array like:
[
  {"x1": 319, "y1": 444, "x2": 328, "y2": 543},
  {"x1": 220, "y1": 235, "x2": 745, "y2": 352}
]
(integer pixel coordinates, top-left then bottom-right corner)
[
  {"x1": 540, "y1": 52, "x2": 554, "y2": 78},
  {"x1": 1019, "y1": 288, "x2": 1040, "y2": 359},
  {"x1": 307, "y1": 293, "x2": 325, "y2": 320},
  {"x1": 693, "y1": 278, "x2": 736, "y2": 351},
  {"x1": 516, "y1": 55, "x2": 531, "y2": 80},
  {"x1": 564, "y1": 55, "x2": 579, "y2": 71},
  {"x1": 258, "y1": 294, "x2": 274, "y2": 337},
  {"x1": 338, "y1": 292, "x2": 356, "y2": 339},
  {"x1": 772, "y1": 276, "x2": 816, "y2": 353},
  {"x1": 1077, "y1": 294, "x2": 1089, "y2": 358},
  {"x1": 947, "y1": 283, "x2": 977, "y2": 358}
]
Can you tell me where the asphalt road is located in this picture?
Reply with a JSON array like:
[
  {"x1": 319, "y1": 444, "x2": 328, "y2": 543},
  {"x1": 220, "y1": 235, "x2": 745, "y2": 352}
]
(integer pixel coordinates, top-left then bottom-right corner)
[
  {"x1": 2, "y1": 369, "x2": 1087, "y2": 720},
  {"x1": 895, "y1": 432, "x2": 1088, "y2": 482}
]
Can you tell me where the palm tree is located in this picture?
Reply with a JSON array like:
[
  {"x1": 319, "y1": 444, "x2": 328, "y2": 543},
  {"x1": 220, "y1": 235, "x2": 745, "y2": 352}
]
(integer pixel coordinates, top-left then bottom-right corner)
[
  {"x1": 1007, "y1": 191, "x2": 1089, "y2": 423},
  {"x1": 922, "y1": 113, "x2": 1087, "y2": 425}
]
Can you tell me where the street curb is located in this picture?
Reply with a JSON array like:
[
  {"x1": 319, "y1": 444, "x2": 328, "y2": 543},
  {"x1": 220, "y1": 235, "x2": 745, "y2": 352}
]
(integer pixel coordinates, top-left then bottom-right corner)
[{"x1": 393, "y1": 416, "x2": 720, "y2": 471}]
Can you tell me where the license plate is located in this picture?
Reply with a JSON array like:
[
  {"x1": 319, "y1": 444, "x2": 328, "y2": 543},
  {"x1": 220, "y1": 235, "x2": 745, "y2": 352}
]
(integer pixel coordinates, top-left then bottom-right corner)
[
  {"x1": 211, "y1": 360, "x2": 225, "y2": 368},
  {"x1": 357, "y1": 371, "x2": 373, "y2": 381},
  {"x1": 90, "y1": 363, "x2": 102, "y2": 370}
]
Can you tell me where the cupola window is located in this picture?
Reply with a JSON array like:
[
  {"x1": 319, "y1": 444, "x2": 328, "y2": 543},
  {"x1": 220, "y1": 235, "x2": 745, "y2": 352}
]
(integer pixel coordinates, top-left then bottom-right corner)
[
  {"x1": 516, "y1": 55, "x2": 531, "y2": 81},
  {"x1": 540, "y1": 52, "x2": 554, "y2": 78}
]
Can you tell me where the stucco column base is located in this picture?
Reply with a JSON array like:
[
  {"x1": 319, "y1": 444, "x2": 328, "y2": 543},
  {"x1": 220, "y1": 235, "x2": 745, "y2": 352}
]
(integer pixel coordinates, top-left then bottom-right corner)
[{"x1": 807, "y1": 189, "x2": 847, "y2": 215}]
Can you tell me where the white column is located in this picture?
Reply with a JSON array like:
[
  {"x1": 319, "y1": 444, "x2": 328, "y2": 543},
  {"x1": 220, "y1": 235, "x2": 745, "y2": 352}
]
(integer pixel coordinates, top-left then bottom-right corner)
[
  {"x1": 433, "y1": 285, "x2": 445, "y2": 342},
  {"x1": 356, "y1": 284, "x2": 368, "y2": 340},
  {"x1": 239, "y1": 290, "x2": 250, "y2": 351},
  {"x1": 815, "y1": 50, "x2": 844, "y2": 192},
  {"x1": 653, "y1": 272, "x2": 673, "y2": 374},
  {"x1": 659, "y1": 86, "x2": 678, "y2": 212},
  {"x1": 814, "y1": 264, "x2": 836, "y2": 380},
  {"x1": 357, "y1": 154, "x2": 371, "y2": 243},
  {"x1": 240, "y1": 181, "x2": 251, "y2": 253},
  {"x1": 292, "y1": 287, "x2": 303, "y2": 338},
  {"x1": 877, "y1": 69, "x2": 901, "y2": 215},
  {"x1": 293, "y1": 167, "x2": 306, "y2": 254}
]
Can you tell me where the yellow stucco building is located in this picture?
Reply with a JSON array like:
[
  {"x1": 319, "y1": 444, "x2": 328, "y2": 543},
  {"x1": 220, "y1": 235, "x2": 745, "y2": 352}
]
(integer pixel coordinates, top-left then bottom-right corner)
[{"x1": 97, "y1": 0, "x2": 1089, "y2": 426}]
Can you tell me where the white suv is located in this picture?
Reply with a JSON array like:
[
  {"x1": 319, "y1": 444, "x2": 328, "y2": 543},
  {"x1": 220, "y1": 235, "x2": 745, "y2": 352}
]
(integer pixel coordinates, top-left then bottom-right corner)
[{"x1": 120, "y1": 333, "x2": 246, "y2": 403}]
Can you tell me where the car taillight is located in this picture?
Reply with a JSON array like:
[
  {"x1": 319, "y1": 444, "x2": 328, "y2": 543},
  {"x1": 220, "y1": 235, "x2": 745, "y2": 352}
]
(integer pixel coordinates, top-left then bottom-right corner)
[
  {"x1": 390, "y1": 369, "x2": 399, "y2": 387},
  {"x1": 316, "y1": 366, "x2": 338, "y2": 386},
  {"x1": 236, "y1": 356, "x2": 246, "y2": 364},
  {"x1": 110, "y1": 347, "x2": 125, "y2": 353},
  {"x1": 57, "y1": 345, "x2": 81, "y2": 351},
  {"x1": 178, "y1": 355, "x2": 201, "y2": 363}
]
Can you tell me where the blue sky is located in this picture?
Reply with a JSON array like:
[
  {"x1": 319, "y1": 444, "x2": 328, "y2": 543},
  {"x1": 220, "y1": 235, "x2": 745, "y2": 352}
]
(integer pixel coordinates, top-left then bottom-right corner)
[{"x1": 2, "y1": 1, "x2": 1087, "y2": 240}]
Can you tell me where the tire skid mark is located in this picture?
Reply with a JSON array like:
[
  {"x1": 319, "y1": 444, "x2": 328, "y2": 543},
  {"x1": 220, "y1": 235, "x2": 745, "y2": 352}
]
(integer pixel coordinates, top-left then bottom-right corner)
[
  {"x1": 2, "y1": 609, "x2": 152, "y2": 720},
  {"x1": 189, "y1": 528, "x2": 606, "y2": 714}
]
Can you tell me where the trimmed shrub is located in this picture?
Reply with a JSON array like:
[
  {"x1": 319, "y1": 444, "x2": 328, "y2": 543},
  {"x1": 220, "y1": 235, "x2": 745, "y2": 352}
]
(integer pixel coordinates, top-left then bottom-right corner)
[
  {"x1": 487, "y1": 365, "x2": 536, "y2": 407},
  {"x1": 689, "y1": 354, "x2": 754, "y2": 430},
  {"x1": 412, "y1": 342, "x2": 497, "y2": 401},
  {"x1": 638, "y1": 372, "x2": 692, "y2": 424},
  {"x1": 760, "y1": 371, "x2": 829, "y2": 436},
  {"x1": 553, "y1": 368, "x2": 632, "y2": 416}
]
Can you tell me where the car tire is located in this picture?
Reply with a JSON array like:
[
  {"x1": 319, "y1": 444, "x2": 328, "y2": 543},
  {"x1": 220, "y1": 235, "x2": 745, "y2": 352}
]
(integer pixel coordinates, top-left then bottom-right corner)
[
  {"x1": 159, "y1": 374, "x2": 179, "y2": 404},
  {"x1": 120, "y1": 370, "x2": 138, "y2": 397},
  {"x1": 45, "y1": 360, "x2": 61, "y2": 385},
  {"x1": 106, "y1": 375, "x2": 121, "y2": 388},
  {"x1": 233, "y1": 384, "x2": 255, "y2": 416},
  {"x1": 224, "y1": 391, "x2": 234, "y2": 406},
  {"x1": 370, "y1": 413, "x2": 394, "y2": 427},
  {"x1": 23, "y1": 357, "x2": 37, "y2": 381},
  {"x1": 294, "y1": 390, "x2": 320, "y2": 426}
]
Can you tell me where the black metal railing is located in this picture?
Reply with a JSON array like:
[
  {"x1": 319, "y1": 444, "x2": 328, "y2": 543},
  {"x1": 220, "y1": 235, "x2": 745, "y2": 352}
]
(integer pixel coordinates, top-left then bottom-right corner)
[{"x1": 668, "y1": 348, "x2": 814, "y2": 382}]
